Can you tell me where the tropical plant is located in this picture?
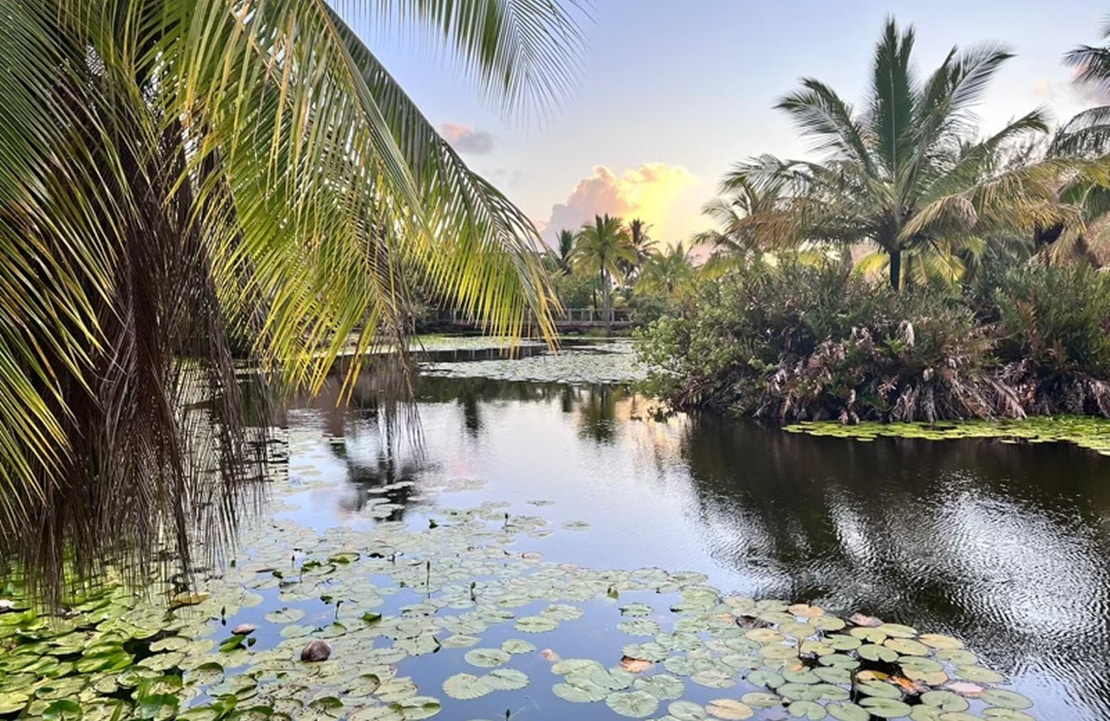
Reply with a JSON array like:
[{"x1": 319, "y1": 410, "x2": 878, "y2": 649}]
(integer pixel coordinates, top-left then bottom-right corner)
[
  {"x1": 572, "y1": 214, "x2": 636, "y2": 327},
  {"x1": 620, "y1": 217, "x2": 655, "y2": 281},
  {"x1": 635, "y1": 243, "x2": 695, "y2": 299},
  {"x1": 724, "y1": 17, "x2": 1070, "y2": 290},
  {"x1": 0, "y1": 0, "x2": 582, "y2": 602},
  {"x1": 543, "y1": 229, "x2": 577, "y2": 275}
]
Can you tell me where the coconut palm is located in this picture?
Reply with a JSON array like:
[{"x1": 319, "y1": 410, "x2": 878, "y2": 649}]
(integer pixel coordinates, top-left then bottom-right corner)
[
  {"x1": 0, "y1": 0, "x2": 582, "y2": 601},
  {"x1": 620, "y1": 217, "x2": 655, "y2": 281},
  {"x1": 572, "y1": 214, "x2": 635, "y2": 328},
  {"x1": 724, "y1": 17, "x2": 1068, "y2": 290},
  {"x1": 636, "y1": 243, "x2": 695, "y2": 298}
]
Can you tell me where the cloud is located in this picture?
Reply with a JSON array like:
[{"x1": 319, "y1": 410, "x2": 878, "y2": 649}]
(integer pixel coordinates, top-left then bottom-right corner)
[
  {"x1": 438, "y1": 122, "x2": 495, "y2": 154},
  {"x1": 1032, "y1": 73, "x2": 1110, "y2": 108},
  {"x1": 539, "y1": 163, "x2": 698, "y2": 246}
]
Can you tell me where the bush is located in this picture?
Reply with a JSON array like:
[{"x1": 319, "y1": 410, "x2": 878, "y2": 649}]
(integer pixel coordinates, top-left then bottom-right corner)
[{"x1": 637, "y1": 260, "x2": 1110, "y2": 421}]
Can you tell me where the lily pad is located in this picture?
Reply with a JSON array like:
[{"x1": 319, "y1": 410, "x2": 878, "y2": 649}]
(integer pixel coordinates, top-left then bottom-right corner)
[
  {"x1": 606, "y1": 690, "x2": 660, "y2": 718},
  {"x1": 442, "y1": 673, "x2": 490, "y2": 700},
  {"x1": 980, "y1": 689, "x2": 1033, "y2": 710},
  {"x1": 858, "y1": 697, "x2": 912, "y2": 718},
  {"x1": 668, "y1": 700, "x2": 708, "y2": 720},
  {"x1": 706, "y1": 699, "x2": 754, "y2": 720}
]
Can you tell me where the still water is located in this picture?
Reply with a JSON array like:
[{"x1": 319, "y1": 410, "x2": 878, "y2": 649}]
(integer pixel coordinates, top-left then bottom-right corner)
[{"x1": 275, "y1": 342, "x2": 1110, "y2": 721}]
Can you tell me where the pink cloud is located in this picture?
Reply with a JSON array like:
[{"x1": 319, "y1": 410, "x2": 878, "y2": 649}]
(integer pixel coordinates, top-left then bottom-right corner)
[
  {"x1": 438, "y1": 122, "x2": 495, "y2": 154},
  {"x1": 540, "y1": 163, "x2": 697, "y2": 246}
]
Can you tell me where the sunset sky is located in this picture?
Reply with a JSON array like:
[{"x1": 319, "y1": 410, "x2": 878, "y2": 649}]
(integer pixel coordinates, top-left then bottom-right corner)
[{"x1": 357, "y1": 1, "x2": 1107, "y2": 248}]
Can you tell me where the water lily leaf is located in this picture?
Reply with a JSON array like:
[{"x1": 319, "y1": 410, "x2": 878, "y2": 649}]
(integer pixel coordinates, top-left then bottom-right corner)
[
  {"x1": 484, "y1": 668, "x2": 529, "y2": 691},
  {"x1": 787, "y1": 700, "x2": 827, "y2": 719},
  {"x1": 442, "y1": 673, "x2": 491, "y2": 700},
  {"x1": 562, "y1": 521, "x2": 590, "y2": 530},
  {"x1": 918, "y1": 634, "x2": 962, "y2": 650},
  {"x1": 849, "y1": 627, "x2": 887, "y2": 644},
  {"x1": 955, "y1": 666, "x2": 1004, "y2": 683},
  {"x1": 858, "y1": 697, "x2": 912, "y2": 718},
  {"x1": 920, "y1": 691, "x2": 968, "y2": 712},
  {"x1": 935, "y1": 649, "x2": 978, "y2": 666},
  {"x1": 623, "y1": 642, "x2": 669, "y2": 662},
  {"x1": 667, "y1": 700, "x2": 707, "y2": 720},
  {"x1": 885, "y1": 638, "x2": 928, "y2": 656},
  {"x1": 633, "y1": 674, "x2": 684, "y2": 700},
  {"x1": 690, "y1": 668, "x2": 735, "y2": 688},
  {"x1": 858, "y1": 680, "x2": 902, "y2": 699},
  {"x1": 500, "y1": 639, "x2": 535, "y2": 654},
  {"x1": 813, "y1": 667, "x2": 850, "y2": 685},
  {"x1": 980, "y1": 689, "x2": 1032, "y2": 710},
  {"x1": 619, "y1": 619, "x2": 661, "y2": 636},
  {"x1": 740, "y1": 692, "x2": 781, "y2": 709},
  {"x1": 827, "y1": 702, "x2": 870, "y2": 721},
  {"x1": 552, "y1": 681, "x2": 606, "y2": 703},
  {"x1": 758, "y1": 644, "x2": 798, "y2": 660},
  {"x1": 606, "y1": 690, "x2": 660, "y2": 718},
  {"x1": 908, "y1": 707, "x2": 943, "y2": 721},
  {"x1": 620, "y1": 603, "x2": 653, "y2": 617},
  {"x1": 0, "y1": 693, "x2": 29, "y2": 715},
  {"x1": 705, "y1": 699, "x2": 753, "y2": 720},
  {"x1": 858, "y1": 644, "x2": 898, "y2": 663},
  {"x1": 464, "y1": 648, "x2": 510, "y2": 668},
  {"x1": 391, "y1": 696, "x2": 441, "y2": 720},
  {"x1": 877, "y1": 623, "x2": 917, "y2": 639},
  {"x1": 782, "y1": 668, "x2": 819, "y2": 685},
  {"x1": 826, "y1": 636, "x2": 861, "y2": 652},
  {"x1": 514, "y1": 616, "x2": 558, "y2": 633},
  {"x1": 746, "y1": 629, "x2": 784, "y2": 644},
  {"x1": 42, "y1": 699, "x2": 82, "y2": 721},
  {"x1": 552, "y1": 658, "x2": 602, "y2": 675},
  {"x1": 747, "y1": 669, "x2": 784, "y2": 688},
  {"x1": 265, "y1": 608, "x2": 305, "y2": 624}
]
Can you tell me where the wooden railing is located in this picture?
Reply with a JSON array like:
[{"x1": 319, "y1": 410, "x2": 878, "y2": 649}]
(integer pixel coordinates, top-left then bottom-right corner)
[{"x1": 433, "y1": 308, "x2": 633, "y2": 327}]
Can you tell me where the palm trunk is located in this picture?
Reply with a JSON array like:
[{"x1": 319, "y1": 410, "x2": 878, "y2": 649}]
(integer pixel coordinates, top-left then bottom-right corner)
[
  {"x1": 601, "y1": 267, "x2": 612, "y2": 332},
  {"x1": 889, "y1": 249, "x2": 902, "y2": 291}
]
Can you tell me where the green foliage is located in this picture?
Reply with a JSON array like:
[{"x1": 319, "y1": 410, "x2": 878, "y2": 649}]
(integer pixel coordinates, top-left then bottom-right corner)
[
  {"x1": 0, "y1": 0, "x2": 582, "y2": 604},
  {"x1": 638, "y1": 261, "x2": 1110, "y2": 421}
]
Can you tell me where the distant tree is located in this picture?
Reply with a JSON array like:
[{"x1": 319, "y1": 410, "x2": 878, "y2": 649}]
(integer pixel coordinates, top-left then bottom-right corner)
[
  {"x1": 573, "y1": 214, "x2": 635, "y2": 328},
  {"x1": 621, "y1": 218, "x2": 656, "y2": 281},
  {"x1": 636, "y1": 243, "x2": 695, "y2": 298}
]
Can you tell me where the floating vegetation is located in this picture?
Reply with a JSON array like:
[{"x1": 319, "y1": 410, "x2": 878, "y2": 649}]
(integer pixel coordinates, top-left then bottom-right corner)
[
  {"x1": 783, "y1": 416, "x2": 1110, "y2": 455},
  {"x1": 0, "y1": 488, "x2": 1034, "y2": 720},
  {"x1": 421, "y1": 339, "x2": 645, "y2": 384}
]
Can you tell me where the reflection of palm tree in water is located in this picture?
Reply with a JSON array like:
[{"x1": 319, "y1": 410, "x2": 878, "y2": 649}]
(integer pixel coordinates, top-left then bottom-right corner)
[
  {"x1": 676, "y1": 414, "x2": 1110, "y2": 702},
  {"x1": 328, "y1": 419, "x2": 424, "y2": 522},
  {"x1": 576, "y1": 385, "x2": 624, "y2": 444}
]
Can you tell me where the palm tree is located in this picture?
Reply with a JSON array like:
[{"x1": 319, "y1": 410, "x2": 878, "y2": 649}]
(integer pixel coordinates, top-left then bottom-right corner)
[
  {"x1": 620, "y1": 217, "x2": 655, "y2": 281},
  {"x1": 724, "y1": 18, "x2": 1067, "y2": 290},
  {"x1": 572, "y1": 214, "x2": 635, "y2": 328},
  {"x1": 0, "y1": 0, "x2": 582, "y2": 601},
  {"x1": 556, "y1": 229, "x2": 576, "y2": 272},
  {"x1": 636, "y1": 243, "x2": 695, "y2": 298}
]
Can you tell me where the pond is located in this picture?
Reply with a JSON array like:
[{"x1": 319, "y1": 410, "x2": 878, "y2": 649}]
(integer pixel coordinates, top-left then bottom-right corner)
[
  {"x1": 2, "y1": 339, "x2": 1108, "y2": 721},
  {"x1": 269, "y1": 339, "x2": 1110, "y2": 720}
]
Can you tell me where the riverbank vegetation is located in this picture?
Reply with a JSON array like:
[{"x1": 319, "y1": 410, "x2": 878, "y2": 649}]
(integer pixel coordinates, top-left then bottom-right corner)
[{"x1": 638, "y1": 18, "x2": 1110, "y2": 423}]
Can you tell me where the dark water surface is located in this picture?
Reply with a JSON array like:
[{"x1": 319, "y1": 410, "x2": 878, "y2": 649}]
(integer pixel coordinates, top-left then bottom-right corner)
[{"x1": 275, "y1": 351, "x2": 1110, "y2": 721}]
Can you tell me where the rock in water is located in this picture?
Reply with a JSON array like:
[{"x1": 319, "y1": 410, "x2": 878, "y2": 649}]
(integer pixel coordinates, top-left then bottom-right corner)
[
  {"x1": 301, "y1": 639, "x2": 332, "y2": 662},
  {"x1": 232, "y1": 623, "x2": 256, "y2": 636}
]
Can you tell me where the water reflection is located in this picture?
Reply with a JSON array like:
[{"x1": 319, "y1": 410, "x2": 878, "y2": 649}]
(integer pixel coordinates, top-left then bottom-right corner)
[{"x1": 285, "y1": 373, "x2": 1110, "y2": 720}]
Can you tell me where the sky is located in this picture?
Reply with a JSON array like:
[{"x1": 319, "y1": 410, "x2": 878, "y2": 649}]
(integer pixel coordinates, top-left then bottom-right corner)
[{"x1": 353, "y1": 1, "x2": 1108, "y2": 248}]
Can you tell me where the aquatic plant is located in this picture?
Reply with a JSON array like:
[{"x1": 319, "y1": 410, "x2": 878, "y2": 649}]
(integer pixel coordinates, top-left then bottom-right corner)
[{"x1": 0, "y1": 478, "x2": 1033, "y2": 720}]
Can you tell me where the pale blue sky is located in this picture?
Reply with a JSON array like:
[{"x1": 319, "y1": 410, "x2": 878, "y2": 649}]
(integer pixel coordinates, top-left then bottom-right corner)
[{"x1": 356, "y1": 1, "x2": 1107, "y2": 245}]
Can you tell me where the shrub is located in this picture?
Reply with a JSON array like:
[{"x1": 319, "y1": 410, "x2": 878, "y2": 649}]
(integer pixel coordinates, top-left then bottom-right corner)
[{"x1": 637, "y1": 260, "x2": 1110, "y2": 422}]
